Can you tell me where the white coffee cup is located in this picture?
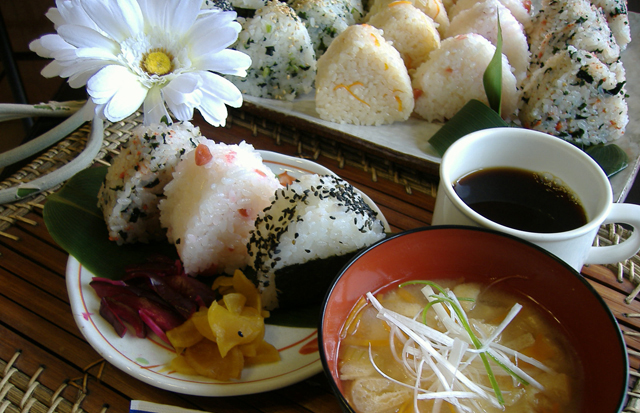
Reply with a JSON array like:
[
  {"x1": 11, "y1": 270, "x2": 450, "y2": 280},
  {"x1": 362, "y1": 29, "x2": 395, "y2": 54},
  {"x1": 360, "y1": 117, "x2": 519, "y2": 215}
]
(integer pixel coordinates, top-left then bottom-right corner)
[{"x1": 432, "y1": 127, "x2": 640, "y2": 272}]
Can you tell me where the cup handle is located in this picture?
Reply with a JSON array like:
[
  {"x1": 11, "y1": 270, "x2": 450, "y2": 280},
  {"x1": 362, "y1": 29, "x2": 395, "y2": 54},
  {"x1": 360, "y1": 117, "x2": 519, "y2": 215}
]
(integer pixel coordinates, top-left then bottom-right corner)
[{"x1": 585, "y1": 203, "x2": 640, "y2": 266}]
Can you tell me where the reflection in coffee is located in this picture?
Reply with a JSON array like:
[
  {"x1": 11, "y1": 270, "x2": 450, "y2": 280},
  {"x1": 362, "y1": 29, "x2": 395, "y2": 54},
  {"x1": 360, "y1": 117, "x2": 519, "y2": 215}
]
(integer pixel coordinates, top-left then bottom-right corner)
[{"x1": 453, "y1": 167, "x2": 588, "y2": 233}]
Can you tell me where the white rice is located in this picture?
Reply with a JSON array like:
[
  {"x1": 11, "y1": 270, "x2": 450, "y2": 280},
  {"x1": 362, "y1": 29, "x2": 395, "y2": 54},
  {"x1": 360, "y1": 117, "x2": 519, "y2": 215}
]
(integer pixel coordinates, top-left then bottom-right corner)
[
  {"x1": 590, "y1": 0, "x2": 631, "y2": 49},
  {"x1": 368, "y1": 1, "x2": 441, "y2": 72},
  {"x1": 315, "y1": 24, "x2": 415, "y2": 126},
  {"x1": 290, "y1": 0, "x2": 364, "y2": 58},
  {"x1": 527, "y1": 0, "x2": 621, "y2": 69},
  {"x1": 445, "y1": 0, "x2": 530, "y2": 83},
  {"x1": 159, "y1": 141, "x2": 282, "y2": 275},
  {"x1": 229, "y1": 1, "x2": 317, "y2": 101},
  {"x1": 412, "y1": 33, "x2": 518, "y2": 122},
  {"x1": 247, "y1": 174, "x2": 386, "y2": 309},
  {"x1": 447, "y1": 0, "x2": 532, "y2": 29},
  {"x1": 518, "y1": 45, "x2": 628, "y2": 145},
  {"x1": 97, "y1": 122, "x2": 204, "y2": 245},
  {"x1": 366, "y1": 0, "x2": 450, "y2": 35}
]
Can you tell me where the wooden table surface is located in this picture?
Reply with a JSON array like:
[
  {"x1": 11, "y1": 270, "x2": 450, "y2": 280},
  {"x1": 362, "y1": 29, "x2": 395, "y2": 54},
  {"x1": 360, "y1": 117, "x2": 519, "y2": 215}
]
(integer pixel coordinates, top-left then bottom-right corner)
[{"x1": 1, "y1": 113, "x2": 640, "y2": 413}]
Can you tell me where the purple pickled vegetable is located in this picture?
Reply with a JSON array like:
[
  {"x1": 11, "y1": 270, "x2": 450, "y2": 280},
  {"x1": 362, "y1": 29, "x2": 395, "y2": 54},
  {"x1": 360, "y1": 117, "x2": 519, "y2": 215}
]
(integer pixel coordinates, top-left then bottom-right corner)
[
  {"x1": 139, "y1": 309, "x2": 171, "y2": 345},
  {"x1": 99, "y1": 297, "x2": 128, "y2": 338},
  {"x1": 146, "y1": 276, "x2": 197, "y2": 319},
  {"x1": 90, "y1": 256, "x2": 217, "y2": 342},
  {"x1": 113, "y1": 294, "x2": 185, "y2": 332},
  {"x1": 164, "y1": 275, "x2": 217, "y2": 308},
  {"x1": 101, "y1": 296, "x2": 147, "y2": 338}
]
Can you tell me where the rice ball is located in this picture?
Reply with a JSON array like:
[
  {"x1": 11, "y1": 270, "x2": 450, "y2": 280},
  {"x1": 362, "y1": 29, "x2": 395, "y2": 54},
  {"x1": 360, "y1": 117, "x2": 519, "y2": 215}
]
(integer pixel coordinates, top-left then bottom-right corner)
[
  {"x1": 366, "y1": 0, "x2": 450, "y2": 35},
  {"x1": 159, "y1": 141, "x2": 282, "y2": 275},
  {"x1": 368, "y1": 1, "x2": 441, "y2": 71},
  {"x1": 590, "y1": 0, "x2": 631, "y2": 49},
  {"x1": 412, "y1": 33, "x2": 518, "y2": 122},
  {"x1": 527, "y1": 0, "x2": 620, "y2": 69},
  {"x1": 291, "y1": 0, "x2": 363, "y2": 57},
  {"x1": 315, "y1": 24, "x2": 415, "y2": 126},
  {"x1": 229, "y1": 1, "x2": 316, "y2": 100},
  {"x1": 519, "y1": 46, "x2": 628, "y2": 145},
  {"x1": 446, "y1": 0, "x2": 529, "y2": 83},
  {"x1": 98, "y1": 122, "x2": 204, "y2": 245},
  {"x1": 447, "y1": 0, "x2": 532, "y2": 28}
]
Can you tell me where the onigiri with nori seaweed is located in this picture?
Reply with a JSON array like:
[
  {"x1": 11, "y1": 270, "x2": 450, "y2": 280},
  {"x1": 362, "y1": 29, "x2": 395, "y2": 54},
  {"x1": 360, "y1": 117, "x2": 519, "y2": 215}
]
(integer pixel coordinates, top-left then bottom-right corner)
[
  {"x1": 246, "y1": 174, "x2": 387, "y2": 310},
  {"x1": 98, "y1": 121, "x2": 204, "y2": 245}
]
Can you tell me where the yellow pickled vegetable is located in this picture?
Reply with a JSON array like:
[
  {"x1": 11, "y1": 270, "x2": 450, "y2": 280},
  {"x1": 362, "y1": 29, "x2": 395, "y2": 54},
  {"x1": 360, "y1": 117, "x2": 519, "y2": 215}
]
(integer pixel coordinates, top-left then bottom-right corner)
[
  {"x1": 168, "y1": 269, "x2": 280, "y2": 381},
  {"x1": 208, "y1": 300, "x2": 263, "y2": 357},
  {"x1": 166, "y1": 318, "x2": 203, "y2": 349},
  {"x1": 184, "y1": 339, "x2": 245, "y2": 381}
]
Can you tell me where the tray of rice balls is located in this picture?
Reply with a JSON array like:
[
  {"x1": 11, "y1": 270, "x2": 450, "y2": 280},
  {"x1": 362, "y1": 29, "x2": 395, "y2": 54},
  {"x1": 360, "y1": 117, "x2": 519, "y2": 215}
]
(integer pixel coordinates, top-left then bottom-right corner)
[
  {"x1": 44, "y1": 122, "x2": 391, "y2": 396},
  {"x1": 225, "y1": 0, "x2": 640, "y2": 200}
]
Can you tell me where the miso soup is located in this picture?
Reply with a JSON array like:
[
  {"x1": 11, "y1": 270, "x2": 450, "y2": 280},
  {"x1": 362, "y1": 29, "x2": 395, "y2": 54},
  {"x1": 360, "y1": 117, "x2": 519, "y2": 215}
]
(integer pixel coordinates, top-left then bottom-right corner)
[{"x1": 337, "y1": 279, "x2": 583, "y2": 413}]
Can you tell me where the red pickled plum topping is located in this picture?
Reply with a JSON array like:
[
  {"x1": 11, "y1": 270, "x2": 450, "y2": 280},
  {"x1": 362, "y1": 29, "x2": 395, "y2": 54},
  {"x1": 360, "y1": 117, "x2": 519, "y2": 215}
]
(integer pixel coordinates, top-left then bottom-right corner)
[{"x1": 195, "y1": 143, "x2": 213, "y2": 166}]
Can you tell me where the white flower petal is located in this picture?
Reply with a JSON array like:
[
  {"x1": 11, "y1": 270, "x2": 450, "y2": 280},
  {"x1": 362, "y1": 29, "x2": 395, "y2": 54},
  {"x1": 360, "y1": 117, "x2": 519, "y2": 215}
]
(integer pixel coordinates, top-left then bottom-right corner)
[
  {"x1": 166, "y1": 0, "x2": 201, "y2": 33},
  {"x1": 40, "y1": 61, "x2": 65, "y2": 79},
  {"x1": 55, "y1": 0, "x2": 98, "y2": 30},
  {"x1": 46, "y1": 6, "x2": 65, "y2": 28},
  {"x1": 190, "y1": 23, "x2": 241, "y2": 56},
  {"x1": 80, "y1": 0, "x2": 143, "y2": 42},
  {"x1": 139, "y1": 0, "x2": 200, "y2": 34},
  {"x1": 198, "y1": 94, "x2": 228, "y2": 127},
  {"x1": 102, "y1": 79, "x2": 147, "y2": 121},
  {"x1": 87, "y1": 65, "x2": 138, "y2": 102},
  {"x1": 62, "y1": 60, "x2": 109, "y2": 87},
  {"x1": 143, "y1": 87, "x2": 171, "y2": 125},
  {"x1": 200, "y1": 71, "x2": 243, "y2": 106},
  {"x1": 194, "y1": 49, "x2": 251, "y2": 76},
  {"x1": 166, "y1": 99, "x2": 197, "y2": 122},
  {"x1": 57, "y1": 24, "x2": 120, "y2": 53},
  {"x1": 29, "y1": 34, "x2": 73, "y2": 58},
  {"x1": 75, "y1": 47, "x2": 119, "y2": 62},
  {"x1": 163, "y1": 74, "x2": 200, "y2": 104}
]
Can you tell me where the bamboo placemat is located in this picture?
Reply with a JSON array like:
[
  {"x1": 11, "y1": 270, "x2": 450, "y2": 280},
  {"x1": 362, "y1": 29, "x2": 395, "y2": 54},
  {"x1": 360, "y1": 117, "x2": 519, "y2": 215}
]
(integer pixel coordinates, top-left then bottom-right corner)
[{"x1": 0, "y1": 109, "x2": 639, "y2": 412}]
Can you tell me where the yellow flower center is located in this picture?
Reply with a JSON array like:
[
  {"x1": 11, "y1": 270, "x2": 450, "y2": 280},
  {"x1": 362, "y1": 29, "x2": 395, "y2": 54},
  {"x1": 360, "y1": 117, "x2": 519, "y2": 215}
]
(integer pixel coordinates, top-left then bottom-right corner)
[{"x1": 143, "y1": 50, "x2": 173, "y2": 75}]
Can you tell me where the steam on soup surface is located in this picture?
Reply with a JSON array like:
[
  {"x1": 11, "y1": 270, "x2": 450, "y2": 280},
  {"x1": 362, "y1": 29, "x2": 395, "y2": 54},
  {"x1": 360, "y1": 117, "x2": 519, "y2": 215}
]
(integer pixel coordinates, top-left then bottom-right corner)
[{"x1": 337, "y1": 279, "x2": 583, "y2": 413}]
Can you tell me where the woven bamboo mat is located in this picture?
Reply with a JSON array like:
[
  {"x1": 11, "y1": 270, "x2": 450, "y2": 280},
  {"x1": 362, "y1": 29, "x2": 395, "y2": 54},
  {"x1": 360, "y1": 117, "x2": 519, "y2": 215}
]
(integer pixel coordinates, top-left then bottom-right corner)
[{"x1": 1, "y1": 110, "x2": 639, "y2": 411}]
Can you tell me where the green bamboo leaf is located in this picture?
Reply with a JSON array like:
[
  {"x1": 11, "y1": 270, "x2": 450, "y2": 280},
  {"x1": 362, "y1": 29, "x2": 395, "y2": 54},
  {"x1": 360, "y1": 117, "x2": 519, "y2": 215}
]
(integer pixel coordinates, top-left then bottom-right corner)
[
  {"x1": 428, "y1": 99, "x2": 508, "y2": 156},
  {"x1": 585, "y1": 144, "x2": 629, "y2": 177},
  {"x1": 483, "y1": 11, "x2": 503, "y2": 115},
  {"x1": 43, "y1": 166, "x2": 178, "y2": 280}
]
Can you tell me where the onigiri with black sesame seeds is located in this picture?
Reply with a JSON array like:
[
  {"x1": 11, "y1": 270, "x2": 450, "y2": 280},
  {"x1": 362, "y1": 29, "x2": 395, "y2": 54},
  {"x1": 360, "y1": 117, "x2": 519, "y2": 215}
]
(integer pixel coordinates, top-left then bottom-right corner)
[
  {"x1": 159, "y1": 140, "x2": 282, "y2": 276},
  {"x1": 247, "y1": 174, "x2": 386, "y2": 310},
  {"x1": 97, "y1": 121, "x2": 204, "y2": 245}
]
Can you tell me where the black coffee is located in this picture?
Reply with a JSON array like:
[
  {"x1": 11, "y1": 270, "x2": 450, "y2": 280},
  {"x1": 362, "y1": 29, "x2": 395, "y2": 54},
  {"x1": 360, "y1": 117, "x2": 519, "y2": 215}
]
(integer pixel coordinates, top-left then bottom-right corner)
[{"x1": 453, "y1": 167, "x2": 588, "y2": 233}]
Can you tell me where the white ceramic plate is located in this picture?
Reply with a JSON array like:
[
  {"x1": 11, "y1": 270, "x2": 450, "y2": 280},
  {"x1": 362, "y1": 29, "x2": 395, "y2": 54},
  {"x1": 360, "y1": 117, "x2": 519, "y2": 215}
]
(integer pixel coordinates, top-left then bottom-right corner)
[{"x1": 66, "y1": 150, "x2": 389, "y2": 396}]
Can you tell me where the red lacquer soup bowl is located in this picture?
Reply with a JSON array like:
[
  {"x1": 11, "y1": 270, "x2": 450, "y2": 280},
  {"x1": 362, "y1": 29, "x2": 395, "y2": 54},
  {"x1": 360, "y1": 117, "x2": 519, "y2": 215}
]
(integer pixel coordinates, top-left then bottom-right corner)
[{"x1": 319, "y1": 226, "x2": 628, "y2": 413}]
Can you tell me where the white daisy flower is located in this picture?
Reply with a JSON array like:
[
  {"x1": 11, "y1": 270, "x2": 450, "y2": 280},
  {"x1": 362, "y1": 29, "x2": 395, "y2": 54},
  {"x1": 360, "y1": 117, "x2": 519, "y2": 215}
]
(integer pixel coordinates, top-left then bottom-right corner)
[{"x1": 29, "y1": 0, "x2": 251, "y2": 126}]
